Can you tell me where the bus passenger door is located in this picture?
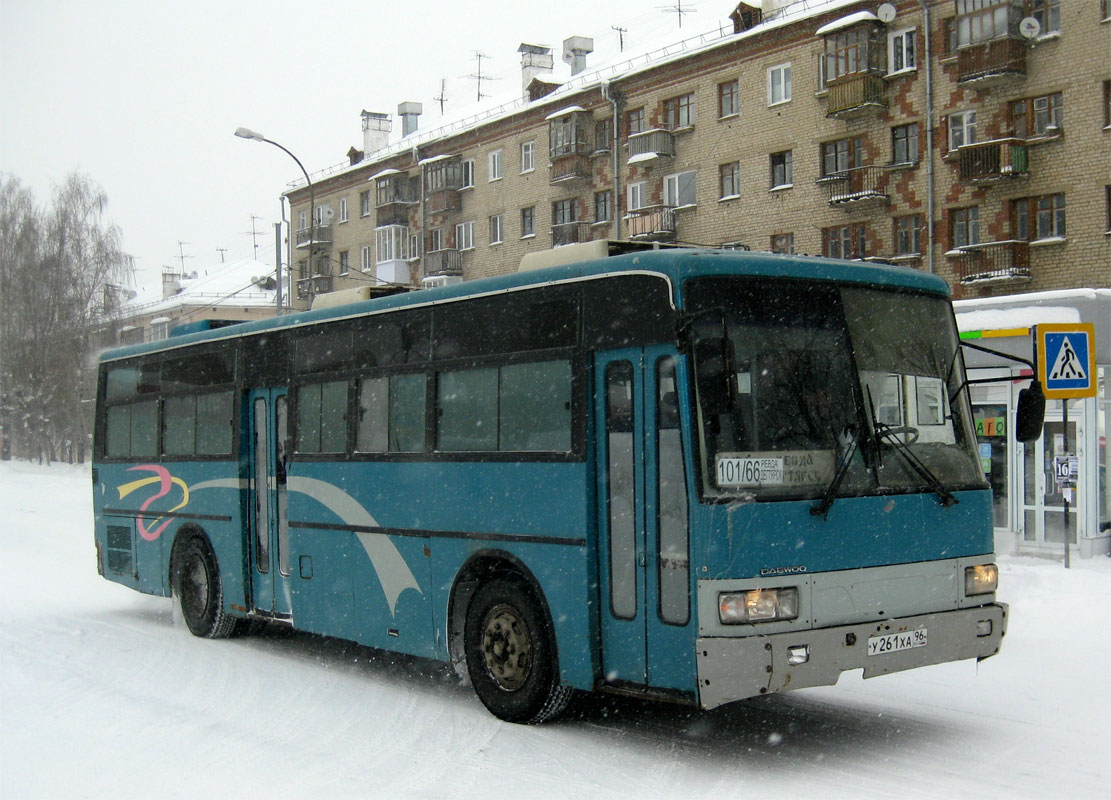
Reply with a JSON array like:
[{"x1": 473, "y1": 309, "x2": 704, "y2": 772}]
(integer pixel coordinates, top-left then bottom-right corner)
[
  {"x1": 248, "y1": 388, "x2": 293, "y2": 619},
  {"x1": 594, "y1": 347, "x2": 692, "y2": 690}
]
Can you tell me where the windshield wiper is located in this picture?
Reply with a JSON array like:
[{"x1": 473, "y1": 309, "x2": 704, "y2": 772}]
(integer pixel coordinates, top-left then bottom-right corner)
[
  {"x1": 810, "y1": 426, "x2": 860, "y2": 520},
  {"x1": 873, "y1": 423, "x2": 959, "y2": 507}
]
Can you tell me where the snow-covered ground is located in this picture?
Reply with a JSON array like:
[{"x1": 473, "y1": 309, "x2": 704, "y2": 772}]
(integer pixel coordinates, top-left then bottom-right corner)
[{"x1": 2, "y1": 460, "x2": 1108, "y2": 799}]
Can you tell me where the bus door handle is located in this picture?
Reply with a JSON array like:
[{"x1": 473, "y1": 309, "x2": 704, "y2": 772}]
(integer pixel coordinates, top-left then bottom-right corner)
[{"x1": 638, "y1": 553, "x2": 648, "y2": 567}]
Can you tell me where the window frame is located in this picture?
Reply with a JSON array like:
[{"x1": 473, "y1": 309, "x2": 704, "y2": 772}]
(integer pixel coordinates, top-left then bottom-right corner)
[
  {"x1": 894, "y1": 214, "x2": 924, "y2": 256},
  {"x1": 594, "y1": 190, "x2": 612, "y2": 224},
  {"x1": 489, "y1": 214, "x2": 504, "y2": 245},
  {"x1": 520, "y1": 140, "x2": 535, "y2": 173},
  {"x1": 460, "y1": 159, "x2": 475, "y2": 189},
  {"x1": 718, "y1": 80, "x2": 739, "y2": 118},
  {"x1": 948, "y1": 110, "x2": 977, "y2": 151},
  {"x1": 338, "y1": 197, "x2": 348, "y2": 223},
  {"x1": 822, "y1": 223, "x2": 868, "y2": 259},
  {"x1": 663, "y1": 92, "x2": 696, "y2": 130},
  {"x1": 888, "y1": 27, "x2": 917, "y2": 74},
  {"x1": 719, "y1": 162, "x2": 740, "y2": 200},
  {"x1": 455, "y1": 220, "x2": 475, "y2": 251},
  {"x1": 664, "y1": 170, "x2": 697, "y2": 208},
  {"x1": 521, "y1": 206, "x2": 535, "y2": 238},
  {"x1": 488, "y1": 149, "x2": 503, "y2": 182},
  {"x1": 950, "y1": 206, "x2": 981, "y2": 249},
  {"x1": 767, "y1": 62, "x2": 792, "y2": 106},
  {"x1": 892, "y1": 122, "x2": 920, "y2": 165},
  {"x1": 770, "y1": 150, "x2": 793, "y2": 189}
]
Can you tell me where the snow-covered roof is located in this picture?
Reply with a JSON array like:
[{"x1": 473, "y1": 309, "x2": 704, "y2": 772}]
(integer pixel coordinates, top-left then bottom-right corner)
[
  {"x1": 545, "y1": 105, "x2": 586, "y2": 120},
  {"x1": 124, "y1": 255, "x2": 279, "y2": 318},
  {"x1": 815, "y1": 10, "x2": 879, "y2": 36},
  {"x1": 286, "y1": 0, "x2": 863, "y2": 190},
  {"x1": 955, "y1": 306, "x2": 1080, "y2": 333}
]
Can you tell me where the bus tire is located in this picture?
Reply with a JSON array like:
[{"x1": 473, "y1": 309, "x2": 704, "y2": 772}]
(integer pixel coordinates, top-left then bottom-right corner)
[
  {"x1": 464, "y1": 578, "x2": 571, "y2": 724},
  {"x1": 171, "y1": 535, "x2": 236, "y2": 639}
]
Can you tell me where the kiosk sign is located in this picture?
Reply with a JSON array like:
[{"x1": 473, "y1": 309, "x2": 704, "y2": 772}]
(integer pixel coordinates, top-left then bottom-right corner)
[{"x1": 1037, "y1": 323, "x2": 1096, "y2": 399}]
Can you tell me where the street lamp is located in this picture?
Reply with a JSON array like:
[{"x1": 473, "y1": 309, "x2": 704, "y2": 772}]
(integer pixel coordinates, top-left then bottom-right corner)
[{"x1": 234, "y1": 127, "x2": 316, "y2": 314}]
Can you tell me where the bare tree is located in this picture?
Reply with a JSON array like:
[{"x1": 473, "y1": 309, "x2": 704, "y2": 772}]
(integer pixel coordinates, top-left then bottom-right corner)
[{"x1": 0, "y1": 173, "x2": 133, "y2": 463}]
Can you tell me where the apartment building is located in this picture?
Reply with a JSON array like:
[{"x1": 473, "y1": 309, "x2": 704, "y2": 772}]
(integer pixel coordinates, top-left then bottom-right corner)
[{"x1": 283, "y1": 0, "x2": 1110, "y2": 308}]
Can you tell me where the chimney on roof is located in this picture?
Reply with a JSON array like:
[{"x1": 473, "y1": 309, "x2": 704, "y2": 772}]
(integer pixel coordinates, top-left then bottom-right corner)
[
  {"x1": 361, "y1": 111, "x2": 391, "y2": 155},
  {"x1": 397, "y1": 102, "x2": 422, "y2": 137},
  {"x1": 518, "y1": 43, "x2": 554, "y2": 100},
  {"x1": 562, "y1": 36, "x2": 593, "y2": 76}
]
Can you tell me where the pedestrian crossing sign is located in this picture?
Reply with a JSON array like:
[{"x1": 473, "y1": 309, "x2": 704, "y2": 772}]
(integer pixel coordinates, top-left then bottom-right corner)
[{"x1": 1037, "y1": 323, "x2": 1096, "y2": 399}]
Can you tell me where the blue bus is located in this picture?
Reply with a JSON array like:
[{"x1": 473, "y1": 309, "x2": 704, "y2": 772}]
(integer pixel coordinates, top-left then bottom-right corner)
[{"x1": 92, "y1": 244, "x2": 1034, "y2": 723}]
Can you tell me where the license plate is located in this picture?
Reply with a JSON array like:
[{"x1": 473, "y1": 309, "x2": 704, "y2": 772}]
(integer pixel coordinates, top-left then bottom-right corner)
[{"x1": 867, "y1": 628, "x2": 927, "y2": 656}]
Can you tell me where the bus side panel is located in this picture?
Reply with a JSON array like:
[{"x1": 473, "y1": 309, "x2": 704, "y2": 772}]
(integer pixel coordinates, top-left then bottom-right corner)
[{"x1": 93, "y1": 462, "x2": 249, "y2": 612}]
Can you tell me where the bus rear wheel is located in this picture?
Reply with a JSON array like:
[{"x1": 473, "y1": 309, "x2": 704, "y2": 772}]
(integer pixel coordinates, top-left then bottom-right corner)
[
  {"x1": 464, "y1": 578, "x2": 571, "y2": 724},
  {"x1": 171, "y1": 535, "x2": 236, "y2": 639}
]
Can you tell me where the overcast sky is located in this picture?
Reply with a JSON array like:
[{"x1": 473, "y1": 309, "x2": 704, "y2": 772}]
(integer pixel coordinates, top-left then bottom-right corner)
[{"x1": 1, "y1": 0, "x2": 729, "y2": 289}]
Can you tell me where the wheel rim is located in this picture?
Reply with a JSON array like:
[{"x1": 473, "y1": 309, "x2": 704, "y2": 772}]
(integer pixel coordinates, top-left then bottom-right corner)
[
  {"x1": 180, "y1": 553, "x2": 210, "y2": 621},
  {"x1": 481, "y1": 603, "x2": 533, "y2": 691}
]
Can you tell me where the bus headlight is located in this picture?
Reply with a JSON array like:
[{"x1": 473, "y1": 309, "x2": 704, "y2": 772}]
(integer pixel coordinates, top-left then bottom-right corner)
[
  {"x1": 964, "y1": 563, "x2": 998, "y2": 596},
  {"x1": 719, "y1": 587, "x2": 799, "y2": 624}
]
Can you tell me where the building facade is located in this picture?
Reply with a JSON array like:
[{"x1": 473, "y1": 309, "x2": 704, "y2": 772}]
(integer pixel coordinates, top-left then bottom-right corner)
[{"x1": 282, "y1": 0, "x2": 1110, "y2": 307}]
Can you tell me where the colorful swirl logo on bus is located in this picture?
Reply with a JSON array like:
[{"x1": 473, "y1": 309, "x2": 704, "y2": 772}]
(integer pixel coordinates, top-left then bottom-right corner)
[{"x1": 116, "y1": 465, "x2": 190, "y2": 541}]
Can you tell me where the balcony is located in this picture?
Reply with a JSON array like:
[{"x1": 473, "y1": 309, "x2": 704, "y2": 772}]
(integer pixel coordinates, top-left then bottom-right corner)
[
  {"x1": 824, "y1": 73, "x2": 887, "y2": 120},
  {"x1": 954, "y1": 240, "x2": 1031, "y2": 284},
  {"x1": 295, "y1": 275, "x2": 333, "y2": 300},
  {"x1": 819, "y1": 165, "x2": 891, "y2": 208},
  {"x1": 294, "y1": 225, "x2": 333, "y2": 250},
  {"x1": 426, "y1": 188, "x2": 460, "y2": 215},
  {"x1": 423, "y1": 248, "x2": 463, "y2": 276},
  {"x1": 628, "y1": 129, "x2": 675, "y2": 164},
  {"x1": 376, "y1": 176, "x2": 419, "y2": 225},
  {"x1": 958, "y1": 139, "x2": 1029, "y2": 182},
  {"x1": 550, "y1": 153, "x2": 591, "y2": 184},
  {"x1": 626, "y1": 206, "x2": 677, "y2": 241},
  {"x1": 552, "y1": 221, "x2": 589, "y2": 247},
  {"x1": 956, "y1": 37, "x2": 1026, "y2": 85}
]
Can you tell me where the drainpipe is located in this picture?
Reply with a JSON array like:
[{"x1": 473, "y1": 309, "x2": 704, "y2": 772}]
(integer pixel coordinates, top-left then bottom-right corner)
[
  {"x1": 416, "y1": 147, "x2": 426, "y2": 285},
  {"x1": 919, "y1": 0, "x2": 936, "y2": 274},
  {"x1": 602, "y1": 80, "x2": 622, "y2": 240}
]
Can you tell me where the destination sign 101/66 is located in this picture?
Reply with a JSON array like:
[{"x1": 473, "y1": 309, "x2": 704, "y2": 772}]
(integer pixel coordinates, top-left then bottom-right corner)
[{"x1": 715, "y1": 451, "x2": 834, "y2": 488}]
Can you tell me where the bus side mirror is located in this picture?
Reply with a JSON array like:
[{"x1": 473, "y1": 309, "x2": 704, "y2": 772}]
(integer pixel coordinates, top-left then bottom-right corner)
[
  {"x1": 1015, "y1": 380, "x2": 1045, "y2": 443},
  {"x1": 693, "y1": 337, "x2": 735, "y2": 415}
]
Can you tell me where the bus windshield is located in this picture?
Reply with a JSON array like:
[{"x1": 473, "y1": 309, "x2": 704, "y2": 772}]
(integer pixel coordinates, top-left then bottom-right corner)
[{"x1": 686, "y1": 277, "x2": 983, "y2": 500}]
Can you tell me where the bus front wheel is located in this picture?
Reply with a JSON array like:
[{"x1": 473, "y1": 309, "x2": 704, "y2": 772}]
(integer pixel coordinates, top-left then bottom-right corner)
[
  {"x1": 171, "y1": 535, "x2": 236, "y2": 639},
  {"x1": 464, "y1": 578, "x2": 571, "y2": 724}
]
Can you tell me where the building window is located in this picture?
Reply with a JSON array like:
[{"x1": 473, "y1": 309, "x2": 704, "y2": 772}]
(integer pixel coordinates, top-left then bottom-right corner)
[
  {"x1": 892, "y1": 123, "x2": 920, "y2": 164},
  {"x1": 1103, "y1": 0, "x2": 1111, "y2": 21},
  {"x1": 888, "y1": 27, "x2": 916, "y2": 73},
  {"x1": 594, "y1": 118, "x2": 612, "y2": 152},
  {"x1": 767, "y1": 63, "x2": 791, "y2": 105},
  {"x1": 894, "y1": 215, "x2": 923, "y2": 255},
  {"x1": 376, "y1": 226, "x2": 409, "y2": 263},
  {"x1": 954, "y1": 0, "x2": 1013, "y2": 47},
  {"x1": 626, "y1": 108, "x2": 645, "y2": 137},
  {"x1": 719, "y1": 162, "x2": 740, "y2": 199},
  {"x1": 663, "y1": 93, "x2": 696, "y2": 129},
  {"x1": 488, "y1": 149, "x2": 503, "y2": 181},
  {"x1": 821, "y1": 136, "x2": 864, "y2": 177},
  {"x1": 410, "y1": 234, "x2": 421, "y2": 261},
  {"x1": 461, "y1": 159, "x2": 475, "y2": 189},
  {"x1": 489, "y1": 214, "x2": 504, "y2": 245},
  {"x1": 1104, "y1": 81, "x2": 1111, "y2": 128},
  {"x1": 824, "y1": 27, "x2": 876, "y2": 82},
  {"x1": 950, "y1": 207, "x2": 981, "y2": 249},
  {"x1": 359, "y1": 191, "x2": 371, "y2": 217},
  {"x1": 1013, "y1": 194, "x2": 1066, "y2": 240},
  {"x1": 628, "y1": 182, "x2": 646, "y2": 211},
  {"x1": 1012, "y1": 92, "x2": 1063, "y2": 138},
  {"x1": 594, "y1": 190, "x2": 612, "y2": 223},
  {"x1": 822, "y1": 223, "x2": 867, "y2": 259},
  {"x1": 770, "y1": 150, "x2": 793, "y2": 188},
  {"x1": 552, "y1": 198, "x2": 577, "y2": 225},
  {"x1": 771, "y1": 232, "x2": 795, "y2": 254},
  {"x1": 948, "y1": 110, "x2": 977, "y2": 151},
  {"x1": 520, "y1": 141, "x2": 535, "y2": 173},
  {"x1": 1030, "y1": 0, "x2": 1060, "y2": 35},
  {"x1": 1105, "y1": 186, "x2": 1111, "y2": 233},
  {"x1": 361, "y1": 245, "x2": 372, "y2": 271},
  {"x1": 428, "y1": 227, "x2": 444, "y2": 252},
  {"x1": 339, "y1": 250, "x2": 349, "y2": 275},
  {"x1": 298, "y1": 209, "x2": 308, "y2": 230},
  {"x1": 718, "y1": 80, "x2": 739, "y2": 118},
  {"x1": 456, "y1": 221, "x2": 475, "y2": 251},
  {"x1": 338, "y1": 197, "x2": 348, "y2": 223},
  {"x1": 521, "y1": 206, "x2": 535, "y2": 238},
  {"x1": 664, "y1": 171, "x2": 697, "y2": 208}
]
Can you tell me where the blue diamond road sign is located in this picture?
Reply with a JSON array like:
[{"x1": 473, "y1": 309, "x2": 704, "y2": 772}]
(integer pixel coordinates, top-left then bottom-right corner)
[{"x1": 1037, "y1": 323, "x2": 1096, "y2": 399}]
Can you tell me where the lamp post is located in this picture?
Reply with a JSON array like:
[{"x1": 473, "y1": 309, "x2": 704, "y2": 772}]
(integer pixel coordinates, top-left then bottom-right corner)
[{"x1": 234, "y1": 127, "x2": 315, "y2": 314}]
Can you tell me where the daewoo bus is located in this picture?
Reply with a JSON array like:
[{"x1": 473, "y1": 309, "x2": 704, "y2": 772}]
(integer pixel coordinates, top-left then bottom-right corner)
[{"x1": 92, "y1": 243, "x2": 1038, "y2": 723}]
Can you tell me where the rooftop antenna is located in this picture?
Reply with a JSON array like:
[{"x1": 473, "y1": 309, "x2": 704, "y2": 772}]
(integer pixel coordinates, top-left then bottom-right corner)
[
  {"x1": 434, "y1": 78, "x2": 448, "y2": 114},
  {"x1": 216, "y1": 246, "x2": 227, "y2": 263},
  {"x1": 463, "y1": 51, "x2": 498, "y2": 102},
  {"x1": 175, "y1": 241, "x2": 193, "y2": 273},
  {"x1": 611, "y1": 25, "x2": 628, "y2": 52},
  {"x1": 658, "y1": 1, "x2": 697, "y2": 29},
  {"x1": 244, "y1": 214, "x2": 264, "y2": 259}
]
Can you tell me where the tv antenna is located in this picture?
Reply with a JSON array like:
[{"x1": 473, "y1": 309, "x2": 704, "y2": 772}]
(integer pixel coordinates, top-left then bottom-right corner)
[
  {"x1": 464, "y1": 51, "x2": 498, "y2": 102},
  {"x1": 216, "y1": 247, "x2": 227, "y2": 263},
  {"x1": 659, "y1": 1, "x2": 697, "y2": 29},
  {"x1": 611, "y1": 26, "x2": 628, "y2": 52},
  {"x1": 243, "y1": 215, "x2": 264, "y2": 259},
  {"x1": 175, "y1": 241, "x2": 193, "y2": 273},
  {"x1": 434, "y1": 78, "x2": 448, "y2": 114}
]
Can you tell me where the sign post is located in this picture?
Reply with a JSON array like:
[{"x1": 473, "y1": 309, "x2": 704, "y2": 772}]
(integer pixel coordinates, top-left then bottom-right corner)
[{"x1": 1036, "y1": 323, "x2": 1097, "y2": 568}]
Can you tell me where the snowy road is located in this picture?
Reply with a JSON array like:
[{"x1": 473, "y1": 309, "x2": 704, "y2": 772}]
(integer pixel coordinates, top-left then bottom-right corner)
[{"x1": 2, "y1": 460, "x2": 1108, "y2": 799}]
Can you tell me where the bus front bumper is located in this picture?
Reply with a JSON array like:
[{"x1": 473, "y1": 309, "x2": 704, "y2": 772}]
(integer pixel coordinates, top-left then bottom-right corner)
[{"x1": 695, "y1": 602, "x2": 1007, "y2": 710}]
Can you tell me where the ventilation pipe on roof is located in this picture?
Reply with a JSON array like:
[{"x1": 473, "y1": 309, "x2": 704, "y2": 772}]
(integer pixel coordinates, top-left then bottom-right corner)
[
  {"x1": 562, "y1": 36, "x2": 593, "y2": 76},
  {"x1": 398, "y1": 102, "x2": 422, "y2": 137},
  {"x1": 519, "y1": 43, "x2": 554, "y2": 100}
]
